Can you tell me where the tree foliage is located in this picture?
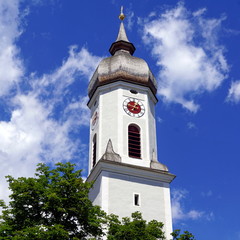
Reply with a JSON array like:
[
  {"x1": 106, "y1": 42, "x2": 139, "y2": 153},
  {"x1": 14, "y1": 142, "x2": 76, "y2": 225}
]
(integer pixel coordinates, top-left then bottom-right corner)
[
  {"x1": 0, "y1": 162, "x2": 105, "y2": 240},
  {"x1": 0, "y1": 162, "x2": 196, "y2": 240},
  {"x1": 106, "y1": 211, "x2": 165, "y2": 240},
  {"x1": 171, "y1": 229, "x2": 196, "y2": 240},
  {"x1": 106, "y1": 212, "x2": 195, "y2": 240}
]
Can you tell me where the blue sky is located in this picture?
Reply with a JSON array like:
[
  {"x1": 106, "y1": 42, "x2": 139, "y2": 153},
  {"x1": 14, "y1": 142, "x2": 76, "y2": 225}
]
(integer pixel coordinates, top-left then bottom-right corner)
[{"x1": 0, "y1": 0, "x2": 240, "y2": 239}]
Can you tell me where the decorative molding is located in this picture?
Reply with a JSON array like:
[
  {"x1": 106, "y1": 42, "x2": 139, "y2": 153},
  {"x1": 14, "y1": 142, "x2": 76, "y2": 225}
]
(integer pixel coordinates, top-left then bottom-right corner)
[
  {"x1": 87, "y1": 158, "x2": 175, "y2": 184},
  {"x1": 100, "y1": 139, "x2": 121, "y2": 162},
  {"x1": 150, "y1": 149, "x2": 169, "y2": 171}
]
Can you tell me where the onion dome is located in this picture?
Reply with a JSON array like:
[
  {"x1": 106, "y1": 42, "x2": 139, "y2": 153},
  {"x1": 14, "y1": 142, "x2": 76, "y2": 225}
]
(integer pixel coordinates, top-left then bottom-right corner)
[{"x1": 88, "y1": 10, "x2": 157, "y2": 99}]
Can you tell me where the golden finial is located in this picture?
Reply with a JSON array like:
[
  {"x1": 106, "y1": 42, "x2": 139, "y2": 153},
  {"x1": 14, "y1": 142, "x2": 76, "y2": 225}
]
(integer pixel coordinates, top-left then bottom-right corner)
[{"x1": 119, "y1": 6, "x2": 125, "y2": 21}]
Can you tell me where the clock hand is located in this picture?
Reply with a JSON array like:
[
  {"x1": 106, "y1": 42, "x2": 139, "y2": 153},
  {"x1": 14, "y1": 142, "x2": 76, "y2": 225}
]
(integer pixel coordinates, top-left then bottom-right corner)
[{"x1": 131, "y1": 102, "x2": 138, "y2": 111}]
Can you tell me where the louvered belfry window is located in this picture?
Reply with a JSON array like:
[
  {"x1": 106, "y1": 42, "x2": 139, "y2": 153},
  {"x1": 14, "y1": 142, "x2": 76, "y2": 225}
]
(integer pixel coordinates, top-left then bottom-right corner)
[
  {"x1": 128, "y1": 125, "x2": 141, "y2": 158},
  {"x1": 93, "y1": 134, "x2": 97, "y2": 167}
]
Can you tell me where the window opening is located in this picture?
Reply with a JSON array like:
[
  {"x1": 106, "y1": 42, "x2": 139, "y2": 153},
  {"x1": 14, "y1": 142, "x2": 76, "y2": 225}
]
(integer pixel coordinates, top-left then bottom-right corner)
[
  {"x1": 128, "y1": 125, "x2": 141, "y2": 158},
  {"x1": 134, "y1": 194, "x2": 140, "y2": 206},
  {"x1": 130, "y1": 89, "x2": 138, "y2": 94},
  {"x1": 93, "y1": 134, "x2": 97, "y2": 167}
]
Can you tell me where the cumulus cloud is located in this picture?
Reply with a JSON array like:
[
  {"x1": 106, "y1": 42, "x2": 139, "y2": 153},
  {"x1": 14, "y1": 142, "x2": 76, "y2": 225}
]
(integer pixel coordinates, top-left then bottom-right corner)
[
  {"x1": 171, "y1": 189, "x2": 214, "y2": 222},
  {"x1": 0, "y1": 46, "x2": 101, "y2": 202},
  {"x1": 142, "y1": 3, "x2": 228, "y2": 112},
  {"x1": 0, "y1": 1, "x2": 102, "y2": 203},
  {"x1": 34, "y1": 46, "x2": 101, "y2": 88},
  {"x1": 0, "y1": 0, "x2": 24, "y2": 97},
  {"x1": 226, "y1": 80, "x2": 240, "y2": 103},
  {"x1": 0, "y1": 93, "x2": 77, "y2": 201}
]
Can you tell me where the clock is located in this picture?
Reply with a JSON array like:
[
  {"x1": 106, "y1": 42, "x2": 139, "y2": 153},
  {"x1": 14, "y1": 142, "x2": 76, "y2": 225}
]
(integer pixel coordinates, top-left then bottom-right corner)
[
  {"x1": 91, "y1": 110, "x2": 98, "y2": 130},
  {"x1": 123, "y1": 98, "x2": 145, "y2": 118}
]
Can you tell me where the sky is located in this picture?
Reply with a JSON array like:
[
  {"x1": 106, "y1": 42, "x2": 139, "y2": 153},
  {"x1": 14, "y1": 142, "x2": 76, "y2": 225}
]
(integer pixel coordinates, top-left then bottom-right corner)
[{"x1": 0, "y1": 0, "x2": 240, "y2": 239}]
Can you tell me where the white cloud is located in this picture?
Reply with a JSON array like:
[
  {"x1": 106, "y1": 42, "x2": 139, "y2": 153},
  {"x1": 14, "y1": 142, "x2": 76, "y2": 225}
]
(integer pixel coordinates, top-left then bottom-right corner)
[
  {"x1": 171, "y1": 189, "x2": 214, "y2": 222},
  {"x1": 32, "y1": 46, "x2": 101, "y2": 98},
  {"x1": 0, "y1": 1, "x2": 103, "y2": 204},
  {"x1": 0, "y1": 45, "x2": 101, "y2": 202},
  {"x1": 0, "y1": 91, "x2": 73, "y2": 202},
  {"x1": 226, "y1": 80, "x2": 240, "y2": 103},
  {"x1": 0, "y1": 0, "x2": 24, "y2": 97},
  {"x1": 193, "y1": 8, "x2": 207, "y2": 17},
  {"x1": 187, "y1": 122, "x2": 196, "y2": 130},
  {"x1": 142, "y1": 3, "x2": 228, "y2": 112},
  {"x1": 125, "y1": 9, "x2": 134, "y2": 30}
]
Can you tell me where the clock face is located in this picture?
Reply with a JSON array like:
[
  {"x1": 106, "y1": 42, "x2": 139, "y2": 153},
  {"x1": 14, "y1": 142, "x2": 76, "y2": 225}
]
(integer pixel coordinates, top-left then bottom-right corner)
[
  {"x1": 91, "y1": 110, "x2": 98, "y2": 130},
  {"x1": 123, "y1": 98, "x2": 145, "y2": 118}
]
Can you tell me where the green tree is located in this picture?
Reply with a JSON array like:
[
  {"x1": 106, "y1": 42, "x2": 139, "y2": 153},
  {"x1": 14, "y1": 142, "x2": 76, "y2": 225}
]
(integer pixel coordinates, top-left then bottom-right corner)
[
  {"x1": 0, "y1": 162, "x2": 196, "y2": 240},
  {"x1": 0, "y1": 162, "x2": 106, "y2": 240},
  {"x1": 106, "y1": 211, "x2": 165, "y2": 240},
  {"x1": 106, "y1": 211, "x2": 196, "y2": 240},
  {"x1": 171, "y1": 229, "x2": 196, "y2": 240}
]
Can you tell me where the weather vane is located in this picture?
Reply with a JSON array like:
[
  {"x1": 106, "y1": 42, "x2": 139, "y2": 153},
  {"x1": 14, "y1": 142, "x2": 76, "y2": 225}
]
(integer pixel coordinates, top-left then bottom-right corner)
[{"x1": 119, "y1": 6, "x2": 125, "y2": 21}]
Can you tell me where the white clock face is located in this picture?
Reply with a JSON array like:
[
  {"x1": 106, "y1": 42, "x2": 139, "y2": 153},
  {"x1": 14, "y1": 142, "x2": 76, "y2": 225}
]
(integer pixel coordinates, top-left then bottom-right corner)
[{"x1": 123, "y1": 98, "x2": 145, "y2": 118}]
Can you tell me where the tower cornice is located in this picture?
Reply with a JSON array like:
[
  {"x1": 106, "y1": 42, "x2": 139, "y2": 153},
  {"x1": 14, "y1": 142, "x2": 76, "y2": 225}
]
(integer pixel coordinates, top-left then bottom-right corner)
[
  {"x1": 87, "y1": 159, "x2": 176, "y2": 184},
  {"x1": 87, "y1": 81, "x2": 158, "y2": 108}
]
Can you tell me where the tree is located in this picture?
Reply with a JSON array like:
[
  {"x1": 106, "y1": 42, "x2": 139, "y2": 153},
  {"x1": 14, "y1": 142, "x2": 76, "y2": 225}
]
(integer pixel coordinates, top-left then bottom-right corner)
[
  {"x1": 0, "y1": 162, "x2": 106, "y2": 240},
  {"x1": 106, "y1": 211, "x2": 196, "y2": 240},
  {"x1": 0, "y1": 162, "x2": 196, "y2": 240},
  {"x1": 106, "y1": 211, "x2": 165, "y2": 240},
  {"x1": 171, "y1": 229, "x2": 196, "y2": 240}
]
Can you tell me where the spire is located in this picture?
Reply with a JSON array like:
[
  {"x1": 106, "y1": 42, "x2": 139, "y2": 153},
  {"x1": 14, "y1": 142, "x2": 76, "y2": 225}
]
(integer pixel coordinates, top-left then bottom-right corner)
[
  {"x1": 116, "y1": 7, "x2": 129, "y2": 41},
  {"x1": 116, "y1": 22, "x2": 129, "y2": 42},
  {"x1": 109, "y1": 6, "x2": 135, "y2": 56}
]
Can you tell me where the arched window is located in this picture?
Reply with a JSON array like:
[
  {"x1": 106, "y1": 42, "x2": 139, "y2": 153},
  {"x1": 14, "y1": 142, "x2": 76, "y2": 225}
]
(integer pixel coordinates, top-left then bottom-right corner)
[
  {"x1": 128, "y1": 124, "x2": 141, "y2": 158},
  {"x1": 92, "y1": 134, "x2": 97, "y2": 167}
]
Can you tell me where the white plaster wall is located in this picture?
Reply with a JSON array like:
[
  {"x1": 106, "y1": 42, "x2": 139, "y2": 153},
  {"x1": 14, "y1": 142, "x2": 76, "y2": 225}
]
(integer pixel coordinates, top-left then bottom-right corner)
[
  {"x1": 106, "y1": 171, "x2": 172, "y2": 239},
  {"x1": 162, "y1": 182, "x2": 173, "y2": 240},
  {"x1": 99, "y1": 88, "x2": 119, "y2": 159},
  {"x1": 88, "y1": 82, "x2": 158, "y2": 172},
  {"x1": 147, "y1": 95, "x2": 158, "y2": 161},
  {"x1": 121, "y1": 86, "x2": 148, "y2": 167},
  {"x1": 88, "y1": 172, "x2": 102, "y2": 207},
  {"x1": 88, "y1": 166, "x2": 173, "y2": 239},
  {"x1": 87, "y1": 81, "x2": 173, "y2": 239},
  {"x1": 88, "y1": 94, "x2": 99, "y2": 173}
]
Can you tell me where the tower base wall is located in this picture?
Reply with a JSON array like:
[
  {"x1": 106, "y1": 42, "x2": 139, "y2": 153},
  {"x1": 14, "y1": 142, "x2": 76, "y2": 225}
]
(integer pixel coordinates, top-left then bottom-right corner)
[{"x1": 87, "y1": 159, "x2": 175, "y2": 239}]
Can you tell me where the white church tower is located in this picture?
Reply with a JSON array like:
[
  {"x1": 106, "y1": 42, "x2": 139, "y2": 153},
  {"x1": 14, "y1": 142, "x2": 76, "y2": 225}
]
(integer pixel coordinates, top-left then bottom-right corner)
[{"x1": 87, "y1": 9, "x2": 175, "y2": 239}]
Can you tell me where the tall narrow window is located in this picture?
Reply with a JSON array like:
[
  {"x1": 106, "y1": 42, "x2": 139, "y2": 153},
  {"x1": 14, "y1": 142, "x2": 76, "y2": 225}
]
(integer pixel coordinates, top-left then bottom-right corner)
[
  {"x1": 134, "y1": 193, "x2": 140, "y2": 206},
  {"x1": 92, "y1": 134, "x2": 97, "y2": 167},
  {"x1": 128, "y1": 124, "x2": 141, "y2": 158}
]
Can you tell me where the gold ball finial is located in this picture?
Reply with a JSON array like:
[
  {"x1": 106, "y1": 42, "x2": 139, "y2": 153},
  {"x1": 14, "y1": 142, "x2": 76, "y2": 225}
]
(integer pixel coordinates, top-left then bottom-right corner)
[{"x1": 119, "y1": 6, "x2": 125, "y2": 21}]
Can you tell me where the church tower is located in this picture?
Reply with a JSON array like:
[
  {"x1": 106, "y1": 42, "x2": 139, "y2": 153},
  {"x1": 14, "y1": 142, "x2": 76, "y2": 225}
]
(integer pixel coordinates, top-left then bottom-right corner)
[{"x1": 87, "y1": 9, "x2": 175, "y2": 239}]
